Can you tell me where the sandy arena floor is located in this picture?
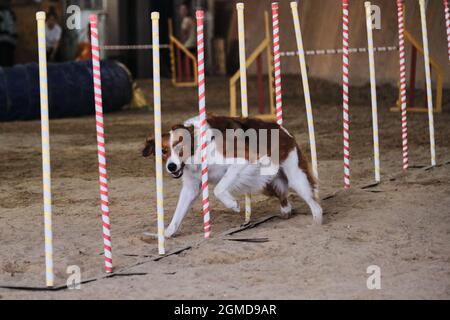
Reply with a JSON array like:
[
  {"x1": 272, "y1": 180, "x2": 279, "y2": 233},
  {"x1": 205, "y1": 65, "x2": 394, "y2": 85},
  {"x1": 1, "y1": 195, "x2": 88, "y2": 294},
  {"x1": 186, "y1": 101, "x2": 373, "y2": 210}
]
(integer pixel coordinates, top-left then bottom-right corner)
[{"x1": 0, "y1": 77, "x2": 449, "y2": 299}]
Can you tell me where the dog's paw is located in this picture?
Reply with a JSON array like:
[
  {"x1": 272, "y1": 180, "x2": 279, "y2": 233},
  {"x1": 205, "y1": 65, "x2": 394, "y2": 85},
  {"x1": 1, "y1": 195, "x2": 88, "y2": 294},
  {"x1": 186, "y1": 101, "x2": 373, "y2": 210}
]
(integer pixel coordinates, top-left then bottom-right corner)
[
  {"x1": 279, "y1": 203, "x2": 293, "y2": 219},
  {"x1": 313, "y1": 214, "x2": 323, "y2": 225},
  {"x1": 311, "y1": 204, "x2": 323, "y2": 225},
  {"x1": 164, "y1": 226, "x2": 177, "y2": 238},
  {"x1": 231, "y1": 201, "x2": 241, "y2": 213},
  {"x1": 279, "y1": 212, "x2": 293, "y2": 220}
]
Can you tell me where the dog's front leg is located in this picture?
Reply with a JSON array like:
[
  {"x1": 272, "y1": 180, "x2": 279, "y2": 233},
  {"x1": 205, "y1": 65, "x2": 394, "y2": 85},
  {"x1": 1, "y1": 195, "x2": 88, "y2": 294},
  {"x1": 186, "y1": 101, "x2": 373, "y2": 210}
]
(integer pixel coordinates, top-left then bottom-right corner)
[
  {"x1": 214, "y1": 165, "x2": 248, "y2": 213},
  {"x1": 165, "y1": 178, "x2": 200, "y2": 238}
]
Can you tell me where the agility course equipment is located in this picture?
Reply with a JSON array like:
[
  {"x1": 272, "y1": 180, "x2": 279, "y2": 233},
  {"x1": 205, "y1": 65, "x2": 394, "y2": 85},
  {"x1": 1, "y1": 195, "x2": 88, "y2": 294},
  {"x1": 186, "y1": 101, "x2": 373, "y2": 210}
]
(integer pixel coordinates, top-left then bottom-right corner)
[
  {"x1": 342, "y1": 0, "x2": 350, "y2": 189},
  {"x1": 36, "y1": 11, "x2": 54, "y2": 288},
  {"x1": 396, "y1": 0, "x2": 409, "y2": 171},
  {"x1": 271, "y1": 2, "x2": 283, "y2": 126},
  {"x1": 392, "y1": 0, "x2": 441, "y2": 167},
  {"x1": 236, "y1": 3, "x2": 250, "y2": 121},
  {"x1": 445, "y1": 0, "x2": 450, "y2": 62},
  {"x1": 390, "y1": 31, "x2": 444, "y2": 114},
  {"x1": 101, "y1": 44, "x2": 170, "y2": 50},
  {"x1": 290, "y1": 2, "x2": 318, "y2": 181},
  {"x1": 281, "y1": 46, "x2": 399, "y2": 56},
  {"x1": 0, "y1": 61, "x2": 132, "y2": 122},
  {"x1": 169, "y1": 19, "x2": 198, "y2": 88},
  {"x1": 391, "y1": 1, "x2": 443, "y2": 115},
  {"x1": 196, "y1": 10, "x2": 212, "y2": 238},
  {"x1": 17, "y1": 1, "x2": 450, "y2": 289},
  {"x1": 230, "y1": 10, "x2": 275, "y2": 121},
  {"x1": 419, "y1": 0, "x2": 436, "y2": 167},
  {"x1": 364, "y1": 2, "x2": 381, "y2": 183},
  {"x1": 34, "y1": 11, "x2": 124, "y2": 286},
  {"x1": 100, "y1": 21, "x2": 198, "y2": 89},
  {"x1": 90, "y1": 14, "x2": 113, "y2": 273},
  {"x1": 236, "y1": 3, "x2": 252, "y2": 224},
  {"x1": 151, "y1": 12, "x2": 166, "y2": 254}
]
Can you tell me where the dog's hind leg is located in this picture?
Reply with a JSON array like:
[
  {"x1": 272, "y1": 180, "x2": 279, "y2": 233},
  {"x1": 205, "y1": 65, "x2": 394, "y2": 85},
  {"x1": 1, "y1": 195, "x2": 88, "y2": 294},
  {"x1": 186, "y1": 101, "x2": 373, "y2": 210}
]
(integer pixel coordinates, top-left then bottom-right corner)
[
  {"x1": 265, "y1": 171, "x2": 291, "y2": 219},
  {"x1": 283, "y1": 150, "x2": 323, "y2": 225}
]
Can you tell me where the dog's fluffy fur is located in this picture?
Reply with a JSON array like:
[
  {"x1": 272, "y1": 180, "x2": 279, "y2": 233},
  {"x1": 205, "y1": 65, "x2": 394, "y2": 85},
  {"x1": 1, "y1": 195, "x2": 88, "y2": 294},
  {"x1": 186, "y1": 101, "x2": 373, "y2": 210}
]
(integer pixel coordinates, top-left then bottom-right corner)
[{"x1": 143, "y1": 115, "x2": 322, "y2": 238}]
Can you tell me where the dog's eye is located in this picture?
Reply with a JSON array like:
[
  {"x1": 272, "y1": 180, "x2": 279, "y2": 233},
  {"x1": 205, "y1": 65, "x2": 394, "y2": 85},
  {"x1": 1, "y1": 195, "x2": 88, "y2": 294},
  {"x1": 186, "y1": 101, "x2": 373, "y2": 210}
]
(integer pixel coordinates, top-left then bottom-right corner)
[{"x1": 162, "y1": 148, "x2": 168, "y2": 155}]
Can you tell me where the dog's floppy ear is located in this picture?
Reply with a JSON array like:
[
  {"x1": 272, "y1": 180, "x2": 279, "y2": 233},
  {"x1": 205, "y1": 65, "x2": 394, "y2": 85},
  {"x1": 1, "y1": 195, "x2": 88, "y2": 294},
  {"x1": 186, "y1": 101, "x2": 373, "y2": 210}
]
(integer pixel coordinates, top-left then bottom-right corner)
[{"x1": 142, "y1": 136, "x2": 155, "y2": 157}]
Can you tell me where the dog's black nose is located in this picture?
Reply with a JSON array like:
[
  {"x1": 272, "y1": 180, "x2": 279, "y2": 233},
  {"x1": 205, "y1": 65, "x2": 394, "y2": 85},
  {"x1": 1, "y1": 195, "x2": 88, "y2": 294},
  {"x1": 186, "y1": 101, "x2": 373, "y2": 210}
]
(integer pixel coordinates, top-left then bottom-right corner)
[{"x1": 168, "y1": 163, "x2": 178, "y2": 173}]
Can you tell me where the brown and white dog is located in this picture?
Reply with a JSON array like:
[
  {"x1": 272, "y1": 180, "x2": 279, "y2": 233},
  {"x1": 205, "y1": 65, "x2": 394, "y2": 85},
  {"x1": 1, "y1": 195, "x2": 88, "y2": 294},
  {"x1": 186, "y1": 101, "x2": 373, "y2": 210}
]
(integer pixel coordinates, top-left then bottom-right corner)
[{"x1": 143, "y1": 115, "x2": 322, "y2": 238}]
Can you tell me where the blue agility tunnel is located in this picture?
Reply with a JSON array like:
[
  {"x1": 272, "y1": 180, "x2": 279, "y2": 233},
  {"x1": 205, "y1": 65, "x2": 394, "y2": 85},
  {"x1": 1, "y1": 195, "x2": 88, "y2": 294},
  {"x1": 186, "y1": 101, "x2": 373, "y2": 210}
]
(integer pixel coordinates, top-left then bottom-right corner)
[{"x1": 0, "y1": 60, "x2": 132, "y2": 122}]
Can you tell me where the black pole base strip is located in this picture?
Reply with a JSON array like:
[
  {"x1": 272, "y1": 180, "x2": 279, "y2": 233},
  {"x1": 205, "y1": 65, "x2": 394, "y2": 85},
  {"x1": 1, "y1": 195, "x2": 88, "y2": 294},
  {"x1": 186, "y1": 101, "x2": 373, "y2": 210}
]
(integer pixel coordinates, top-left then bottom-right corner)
[{"x1": 0, "y1": 245, "x2": 193, "y2": 292}]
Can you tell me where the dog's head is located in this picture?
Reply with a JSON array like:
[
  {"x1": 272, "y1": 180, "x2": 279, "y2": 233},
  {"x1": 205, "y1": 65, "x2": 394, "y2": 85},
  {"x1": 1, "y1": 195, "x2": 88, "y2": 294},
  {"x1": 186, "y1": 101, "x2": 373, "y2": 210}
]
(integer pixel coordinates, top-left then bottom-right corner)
[{"x1": 142, "y1": 124, "x2": 195, "y2": 179}]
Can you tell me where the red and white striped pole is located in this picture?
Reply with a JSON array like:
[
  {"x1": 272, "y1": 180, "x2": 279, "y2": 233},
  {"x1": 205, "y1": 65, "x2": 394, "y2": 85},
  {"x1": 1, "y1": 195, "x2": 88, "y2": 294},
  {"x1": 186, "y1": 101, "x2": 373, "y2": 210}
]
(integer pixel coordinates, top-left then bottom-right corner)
[
  {"x1": 444, "y1": 0, "x2": 450, "y2": 63},
  {"x1": 396, "y1": 0, "x2": 409, "y2": 171},
  {"x1": 272, "y1": 2, "x2": 283, "y2": 125},
  {"x1": 342, "y1": 0, "x2": 350, "y2": 189},
  {"x1": 90, "y1": 15, "x2": 113, "y2": 273},
  {"x1": 196, "y1": 10, "x2": 211, "y2": 239}
]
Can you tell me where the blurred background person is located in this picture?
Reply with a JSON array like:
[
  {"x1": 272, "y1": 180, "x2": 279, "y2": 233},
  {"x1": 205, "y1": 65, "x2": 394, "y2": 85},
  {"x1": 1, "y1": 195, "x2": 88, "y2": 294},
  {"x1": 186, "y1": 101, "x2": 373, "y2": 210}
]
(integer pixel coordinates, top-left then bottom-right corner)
[
  {"x1": 0, "y1": 1, "x2": 17, "y2": 67},
  {"x1": 179, "y1": 1, "x2": 195, "y2": 54},
  {"x1": 46, "y1": 10, "x2": 62, "y2": 62}
]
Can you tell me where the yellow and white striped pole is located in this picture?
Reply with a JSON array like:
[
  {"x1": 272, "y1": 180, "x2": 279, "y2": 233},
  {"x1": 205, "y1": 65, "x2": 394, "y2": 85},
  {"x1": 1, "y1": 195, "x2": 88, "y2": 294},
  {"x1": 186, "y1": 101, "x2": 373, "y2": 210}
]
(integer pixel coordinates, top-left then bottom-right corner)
[
  {"x1": 151, "y1": 12, "x2": 165, "y2": 255},
  {"x1": 36, "y1": 11, "x2": 54, "y2": 287},
  {"x1": 236, "y1": 3, "x2": 252, "y2": 224},
  {"x1": 418, "y1": 0, "x2": 436, "y2": 167},
  {"x1": 365, "y1": 2, "x2": 381, "y2": 183},
  {"x1": 290, "y1": 2, "x2": 318, "y2": 181}
]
